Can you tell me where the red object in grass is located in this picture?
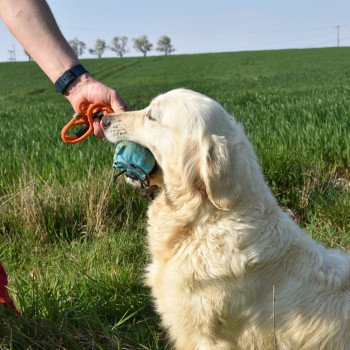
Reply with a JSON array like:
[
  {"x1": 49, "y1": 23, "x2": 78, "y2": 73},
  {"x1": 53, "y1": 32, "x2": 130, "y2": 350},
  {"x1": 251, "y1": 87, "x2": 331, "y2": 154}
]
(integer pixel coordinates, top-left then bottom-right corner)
[{"x1": 0, "y1": 262, "x2": 19, "y2": 314}]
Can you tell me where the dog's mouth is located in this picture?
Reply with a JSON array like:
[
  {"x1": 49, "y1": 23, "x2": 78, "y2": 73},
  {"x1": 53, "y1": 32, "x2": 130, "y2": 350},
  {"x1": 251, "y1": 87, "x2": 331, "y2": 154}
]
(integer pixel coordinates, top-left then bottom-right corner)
[
  {"x1": 116, "y1": 162, "x2": 161, "y2": 199},
  {"x1": 112, "y1": 140, "x2": 163, "y2": 199},
  {"x1": 122, "y1": 162, "x2": 159, "y2": 184},
  {"x1": 101, "y1": 115, "x2": 163, "y2": 197}
]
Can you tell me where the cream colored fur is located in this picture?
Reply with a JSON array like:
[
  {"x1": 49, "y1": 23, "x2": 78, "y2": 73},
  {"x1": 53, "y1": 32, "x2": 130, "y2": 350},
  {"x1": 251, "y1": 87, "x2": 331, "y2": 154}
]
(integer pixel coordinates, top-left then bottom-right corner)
[{"x1": 103, "y1": 89, "x2": 350, "y2": 350}]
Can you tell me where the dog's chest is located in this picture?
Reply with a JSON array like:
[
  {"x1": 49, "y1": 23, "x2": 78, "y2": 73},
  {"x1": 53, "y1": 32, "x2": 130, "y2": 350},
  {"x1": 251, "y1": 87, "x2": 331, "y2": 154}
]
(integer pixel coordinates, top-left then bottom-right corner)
[
  {"x1": 147, "y1": 198, "x2": 232, "y2": 266},
  {"x1": 146, "y1": 198, "x2": 247, "y2": 288}
]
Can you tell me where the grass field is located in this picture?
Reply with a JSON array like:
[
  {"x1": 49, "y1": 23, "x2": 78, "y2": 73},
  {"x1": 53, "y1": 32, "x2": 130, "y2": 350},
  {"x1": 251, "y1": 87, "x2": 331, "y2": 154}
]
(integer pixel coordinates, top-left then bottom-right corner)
[{"x1": 0, "y1": 47, "x2": 350, "y2": 349}]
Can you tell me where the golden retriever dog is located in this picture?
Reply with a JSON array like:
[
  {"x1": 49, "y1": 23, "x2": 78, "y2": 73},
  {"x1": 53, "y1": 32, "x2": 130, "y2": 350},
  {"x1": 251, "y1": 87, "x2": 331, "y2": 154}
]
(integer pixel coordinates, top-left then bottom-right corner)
[{"x1": 102, "y1": 89, "x2": 350, "y2": 349}]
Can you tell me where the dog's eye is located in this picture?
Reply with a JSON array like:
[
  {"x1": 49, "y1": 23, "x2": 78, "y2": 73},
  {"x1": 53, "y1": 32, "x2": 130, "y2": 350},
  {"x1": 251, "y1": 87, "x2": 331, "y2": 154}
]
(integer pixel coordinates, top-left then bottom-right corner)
[{"x1": 146, "y1": 110, "x2": 156, "y2": 121}]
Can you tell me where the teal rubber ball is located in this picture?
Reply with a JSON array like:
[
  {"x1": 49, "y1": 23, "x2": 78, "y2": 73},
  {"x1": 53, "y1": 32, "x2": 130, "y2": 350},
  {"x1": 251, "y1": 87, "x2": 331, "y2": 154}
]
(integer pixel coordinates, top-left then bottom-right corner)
[{"x1": 113, "y1": 141, "x2": 156, "y2": 181}]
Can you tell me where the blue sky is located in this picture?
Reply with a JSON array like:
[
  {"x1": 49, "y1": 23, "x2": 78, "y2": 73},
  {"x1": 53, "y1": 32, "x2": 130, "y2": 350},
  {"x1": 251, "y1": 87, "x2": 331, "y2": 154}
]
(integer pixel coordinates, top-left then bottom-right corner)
[{"x1": 1, "y1": 0, "x2": 350, "y2": 62}]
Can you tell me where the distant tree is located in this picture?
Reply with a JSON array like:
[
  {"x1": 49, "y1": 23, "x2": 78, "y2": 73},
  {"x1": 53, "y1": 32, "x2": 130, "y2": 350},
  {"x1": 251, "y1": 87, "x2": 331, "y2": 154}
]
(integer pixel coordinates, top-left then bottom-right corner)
[
  {"x1": 89, "y1": 39, "x2": 107, "y2": 58},
  {"x1": 110, "y1": 36, "x2": 128, "y2": 58},
  {"x1": 133, "y1": 35, "x2": 153, "y2": 57},
  {"x1": 24, "y1": 50, "x2": 33, "y2": 61},
  {"x1": 68, "y1": 38, "x2": 86, "y2": 57},
  {"x1": 156, "y1": 35, "x2": 175, "y2": 55}
]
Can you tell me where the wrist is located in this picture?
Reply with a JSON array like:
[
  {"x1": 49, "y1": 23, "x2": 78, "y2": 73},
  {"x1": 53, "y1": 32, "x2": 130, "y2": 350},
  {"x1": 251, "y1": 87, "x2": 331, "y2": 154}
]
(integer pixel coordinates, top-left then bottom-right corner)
[
  {"x1": 55, "y1": 64, "x2": 89, "y2": 94},
  {"x1": 63, "y1": 73, "x2": 94, "y2": 104},
  {"x1": 48, "y1": 58, "x2": 80, "y2": 83}
]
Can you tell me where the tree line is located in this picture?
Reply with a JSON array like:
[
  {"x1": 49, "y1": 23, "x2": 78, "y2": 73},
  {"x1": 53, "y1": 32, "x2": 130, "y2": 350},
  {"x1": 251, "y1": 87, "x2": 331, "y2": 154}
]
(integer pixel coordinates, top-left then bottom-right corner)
[{"x1": 68, "y1": 35, "x2": 175, "y2": 58}]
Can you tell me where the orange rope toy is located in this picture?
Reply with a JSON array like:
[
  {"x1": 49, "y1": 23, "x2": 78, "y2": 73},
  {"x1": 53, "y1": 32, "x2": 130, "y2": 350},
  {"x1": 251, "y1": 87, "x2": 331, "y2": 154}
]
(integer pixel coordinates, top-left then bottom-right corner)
[{"x1": 61, "y1": 101, "x2": 113, "y2": 144}]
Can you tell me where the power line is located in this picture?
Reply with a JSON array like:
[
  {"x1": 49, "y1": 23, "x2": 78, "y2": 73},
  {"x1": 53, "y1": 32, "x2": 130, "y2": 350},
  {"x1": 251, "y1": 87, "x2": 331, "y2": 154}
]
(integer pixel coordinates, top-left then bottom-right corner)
[
  {"x1": 240, "y1": 31, "x2": 336, "y2": 50},
  {"x1": 60, "y1": 25, "x2": 336, "y2": 36}
]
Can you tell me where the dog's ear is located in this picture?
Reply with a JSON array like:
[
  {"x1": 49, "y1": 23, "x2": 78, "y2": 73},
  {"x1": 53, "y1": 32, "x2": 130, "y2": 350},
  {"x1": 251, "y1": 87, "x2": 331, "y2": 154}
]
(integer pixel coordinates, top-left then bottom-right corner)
[{"x1": 200, "y1": 134, "x2": 239, "y2": 210}]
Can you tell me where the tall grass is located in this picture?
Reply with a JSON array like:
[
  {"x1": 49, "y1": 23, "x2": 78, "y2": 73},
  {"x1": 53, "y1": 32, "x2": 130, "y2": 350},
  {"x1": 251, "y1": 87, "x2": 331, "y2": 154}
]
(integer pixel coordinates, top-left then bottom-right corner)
[{"x1": 0, "y1": 47, "x2": 349, "y2": 348}]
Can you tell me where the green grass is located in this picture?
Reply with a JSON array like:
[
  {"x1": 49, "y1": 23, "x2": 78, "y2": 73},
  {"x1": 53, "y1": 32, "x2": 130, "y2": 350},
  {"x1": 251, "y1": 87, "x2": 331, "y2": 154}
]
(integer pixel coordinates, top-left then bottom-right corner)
[{"x1": 0, "y1": 47, "x2": 349, "y2": 349}]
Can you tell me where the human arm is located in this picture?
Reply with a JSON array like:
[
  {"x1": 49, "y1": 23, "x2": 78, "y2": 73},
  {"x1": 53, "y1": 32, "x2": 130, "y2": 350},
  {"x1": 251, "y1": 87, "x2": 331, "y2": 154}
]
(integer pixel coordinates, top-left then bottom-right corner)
[{"x1": 0, "y1": 0, "x2": 126, "y2": 137}]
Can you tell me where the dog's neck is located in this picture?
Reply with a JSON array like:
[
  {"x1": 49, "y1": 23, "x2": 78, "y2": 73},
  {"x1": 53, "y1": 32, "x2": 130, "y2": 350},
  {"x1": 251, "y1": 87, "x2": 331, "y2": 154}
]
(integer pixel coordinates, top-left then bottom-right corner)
[
  {"x1": 147, "y1": 186, "x2": 203, "y2": 263},
  {"x1": 155, "y1": 175, "x2": 277, "y2": 227},
  {"x1": 150, "y1": 148, "x2": 281, "y2": 229},
  {"x1": 147, "y1": 164, "x2": 286, "y2": 269}
]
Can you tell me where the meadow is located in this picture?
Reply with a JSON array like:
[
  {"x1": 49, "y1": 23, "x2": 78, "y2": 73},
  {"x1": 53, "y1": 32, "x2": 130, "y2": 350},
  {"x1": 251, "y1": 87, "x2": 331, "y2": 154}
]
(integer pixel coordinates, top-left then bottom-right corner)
[{"x1": 0, "y1": 47, "x2": 349, "y2": 349}]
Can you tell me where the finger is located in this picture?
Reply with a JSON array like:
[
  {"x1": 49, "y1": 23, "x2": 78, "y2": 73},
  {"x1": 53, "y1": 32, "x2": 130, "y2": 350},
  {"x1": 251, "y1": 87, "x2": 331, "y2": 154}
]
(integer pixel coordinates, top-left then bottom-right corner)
[
  {"x1": 93, "y1": 118, "x2": 105, "y2": 139},
  {"x1": 114, "y1": 105, "x2": 126, "y2": 114},
  {"x1": 111, "y1": 91, "x2": 129, "y2": 112}
]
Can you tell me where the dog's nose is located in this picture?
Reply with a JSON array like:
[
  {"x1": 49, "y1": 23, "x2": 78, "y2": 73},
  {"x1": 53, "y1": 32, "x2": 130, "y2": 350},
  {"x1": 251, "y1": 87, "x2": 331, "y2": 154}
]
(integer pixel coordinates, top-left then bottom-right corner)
[{"x1": 101, "y1": 115, "x2": 112, "y2": 129}]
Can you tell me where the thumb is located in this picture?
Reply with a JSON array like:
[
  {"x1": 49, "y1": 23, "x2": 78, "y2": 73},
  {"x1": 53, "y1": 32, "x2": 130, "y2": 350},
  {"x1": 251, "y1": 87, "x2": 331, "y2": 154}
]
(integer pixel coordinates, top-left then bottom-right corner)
[{"x1": 110, "y1": 90, "x2": 129, "y2": 112}]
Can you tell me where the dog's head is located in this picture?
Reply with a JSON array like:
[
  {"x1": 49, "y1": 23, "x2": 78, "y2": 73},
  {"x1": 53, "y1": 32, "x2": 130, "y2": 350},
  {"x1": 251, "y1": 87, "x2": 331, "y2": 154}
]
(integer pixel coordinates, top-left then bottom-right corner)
[{"x1": 102, "y1": 89, "x2": 252, "y2": 210}]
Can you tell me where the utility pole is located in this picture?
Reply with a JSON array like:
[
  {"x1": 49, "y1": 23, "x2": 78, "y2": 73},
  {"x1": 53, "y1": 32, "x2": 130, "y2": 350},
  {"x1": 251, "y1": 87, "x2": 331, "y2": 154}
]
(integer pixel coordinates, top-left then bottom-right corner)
[
  {"x1": 336, "y1": 25, "x2": 341, "y2": 47},
  {"x1": 8, "y1": 45, "x2": 16, "y2": 61}
]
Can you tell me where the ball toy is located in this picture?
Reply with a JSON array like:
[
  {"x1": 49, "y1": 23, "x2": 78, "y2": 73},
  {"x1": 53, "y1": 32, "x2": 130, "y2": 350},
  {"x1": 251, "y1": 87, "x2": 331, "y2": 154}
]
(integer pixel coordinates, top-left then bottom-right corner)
[{"x1": 113, "y1": 141, "x2": 156, "y2": 182}]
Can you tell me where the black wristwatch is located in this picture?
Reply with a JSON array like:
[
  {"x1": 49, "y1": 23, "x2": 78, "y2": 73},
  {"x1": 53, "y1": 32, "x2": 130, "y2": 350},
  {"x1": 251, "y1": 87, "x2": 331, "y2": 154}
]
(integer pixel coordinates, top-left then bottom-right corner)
[{"x1": 54, "y1": 64, "x2": 89, "y2": 94}]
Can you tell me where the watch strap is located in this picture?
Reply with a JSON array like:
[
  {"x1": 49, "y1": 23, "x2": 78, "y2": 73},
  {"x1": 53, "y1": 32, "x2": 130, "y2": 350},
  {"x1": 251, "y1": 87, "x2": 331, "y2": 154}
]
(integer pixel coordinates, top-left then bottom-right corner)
[{"x1": 55, "y1": 64, "x2": 89, "y2": 94}]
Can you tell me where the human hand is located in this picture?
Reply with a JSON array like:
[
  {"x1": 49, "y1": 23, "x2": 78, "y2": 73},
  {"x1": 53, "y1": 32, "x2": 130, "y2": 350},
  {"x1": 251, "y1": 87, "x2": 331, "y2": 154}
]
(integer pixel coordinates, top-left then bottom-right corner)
[{"x1": 64, "y1": 73, "x2": 127, "y2": 138}]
